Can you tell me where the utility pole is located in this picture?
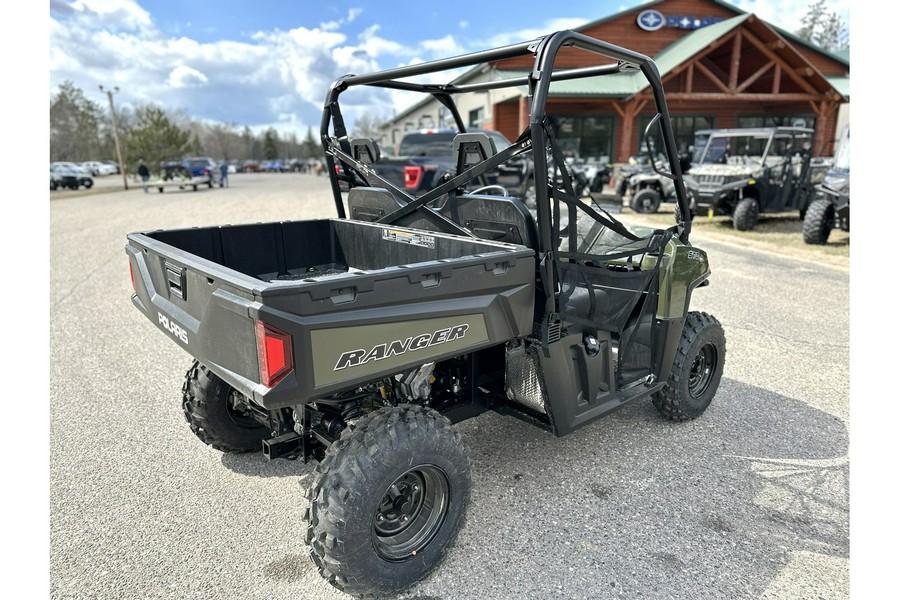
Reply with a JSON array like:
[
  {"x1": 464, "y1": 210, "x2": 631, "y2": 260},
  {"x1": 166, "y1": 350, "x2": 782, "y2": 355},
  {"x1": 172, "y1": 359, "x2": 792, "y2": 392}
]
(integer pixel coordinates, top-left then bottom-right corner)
[{"x1": 100, "y1": 85, "x2": 128, "y2": 190}]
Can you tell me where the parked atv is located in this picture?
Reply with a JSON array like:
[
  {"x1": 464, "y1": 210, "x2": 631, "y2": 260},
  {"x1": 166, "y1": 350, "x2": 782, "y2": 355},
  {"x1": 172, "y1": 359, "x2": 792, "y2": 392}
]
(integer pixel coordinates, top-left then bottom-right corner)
[
  {"x1": 685, "y1": 127, "x2": 817, "y2": 230},
  {"x1": 803, "y1": 125, "x2": 849, "y2": 244},
  {"x1": 625, "y1": 152, "x2": 695, "y2": 213},
  {"x1": 126, "y1": 31, "x2": 725, "y2": 598}
]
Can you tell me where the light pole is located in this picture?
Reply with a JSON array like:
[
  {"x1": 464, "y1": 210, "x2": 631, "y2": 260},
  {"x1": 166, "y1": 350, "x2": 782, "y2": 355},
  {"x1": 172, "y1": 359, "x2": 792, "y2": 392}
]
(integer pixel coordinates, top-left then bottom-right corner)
[{"x1": 100, "y1": 85, "x2": 128, "y2": 190}]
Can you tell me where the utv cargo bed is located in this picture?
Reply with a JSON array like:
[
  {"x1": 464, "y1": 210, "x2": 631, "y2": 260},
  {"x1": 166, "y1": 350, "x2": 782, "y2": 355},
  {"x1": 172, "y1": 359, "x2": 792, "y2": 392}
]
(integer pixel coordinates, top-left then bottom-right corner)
[{"x1": 127, "y1": 218, "x2": 535, "y2": 408}]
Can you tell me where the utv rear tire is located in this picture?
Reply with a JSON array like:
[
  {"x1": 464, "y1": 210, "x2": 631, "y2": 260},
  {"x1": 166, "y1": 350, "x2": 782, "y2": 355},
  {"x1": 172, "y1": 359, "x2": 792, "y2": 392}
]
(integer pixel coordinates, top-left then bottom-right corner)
[
  {"x1": 733, "y1": 197, "x2": 759, "y2": 231},
  {"x1": 802, "y1": 198, "x2": 835, "y2": 245},
  {"x1": 181, "y1": 360, "x2": 269, "y2": 453},
  {"x1": 652, "y1": 312, "x2": 725, "y2": 421},
  {"x1": 304, "y1": 404, "x2": 471, "y2": 597},
  {"x1": 631, "y1": 188, "x2": 661, "y2": 213}
]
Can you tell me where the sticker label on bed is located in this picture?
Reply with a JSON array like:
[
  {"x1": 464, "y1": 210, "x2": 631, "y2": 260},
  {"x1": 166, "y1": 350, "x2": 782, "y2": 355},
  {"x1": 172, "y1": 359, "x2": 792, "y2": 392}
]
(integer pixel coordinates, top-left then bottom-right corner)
[{"x1": 381, "y1": 228, "x2": 435, "y2": 249}]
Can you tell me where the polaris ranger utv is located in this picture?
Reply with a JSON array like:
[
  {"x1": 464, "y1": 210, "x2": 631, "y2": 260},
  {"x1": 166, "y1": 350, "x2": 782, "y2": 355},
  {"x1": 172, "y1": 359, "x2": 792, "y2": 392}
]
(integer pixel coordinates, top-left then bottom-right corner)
[
  {"x1": 126, "y1": 31, "x2": 725, "y2": 597},
  {"x1": 685, "y1": 127, "x2": 817, "y2": 230}
]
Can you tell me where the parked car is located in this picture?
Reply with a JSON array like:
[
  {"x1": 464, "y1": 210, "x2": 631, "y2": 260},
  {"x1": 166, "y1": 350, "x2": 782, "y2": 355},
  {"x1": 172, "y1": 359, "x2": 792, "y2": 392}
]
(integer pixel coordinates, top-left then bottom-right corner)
[
  {"x1": 51, "y1": 162, "x2": 93, "y2": 189},
  {"x1": 82, "y1": 161, "x2": 117, "y2": 176},
  {"x1": 241, "y1": 160, "x2": 260, "y2": 173},
  {"x1": 183, "y1": 157, "x2": 219, "y2": 187},
  {"x1": 261, "y1": 160, "x2": 284, "y2": 172},
  {"x1": 50, "y1": 167, "x2": 77, "y2": 190},
  {"x1": 101, "y1": 159, "x2": 120, "y2": 174}
]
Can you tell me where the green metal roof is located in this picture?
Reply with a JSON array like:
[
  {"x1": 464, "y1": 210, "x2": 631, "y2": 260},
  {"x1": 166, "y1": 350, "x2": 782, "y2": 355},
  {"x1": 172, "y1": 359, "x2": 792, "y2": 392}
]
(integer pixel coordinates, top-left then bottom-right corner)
[
  {"x1": 495, "y1": 15, "x2": 749, "y2": 99},
  {"x1": 650, "y1": 14, "x2": 749, "y2": 79},
  {"x1": 496, "y1": 14, "x2": 852, "y2": 101},
  {"x1": 493, "y1": 68, "x2": 642, "y2": 97}
]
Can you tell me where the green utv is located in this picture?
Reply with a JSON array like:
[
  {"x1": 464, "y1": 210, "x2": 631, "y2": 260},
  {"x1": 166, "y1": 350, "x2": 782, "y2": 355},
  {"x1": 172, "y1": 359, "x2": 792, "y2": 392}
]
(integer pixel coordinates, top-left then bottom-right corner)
[{"x1": 126, "y1": 31, "x2": 725, "y2": 597}]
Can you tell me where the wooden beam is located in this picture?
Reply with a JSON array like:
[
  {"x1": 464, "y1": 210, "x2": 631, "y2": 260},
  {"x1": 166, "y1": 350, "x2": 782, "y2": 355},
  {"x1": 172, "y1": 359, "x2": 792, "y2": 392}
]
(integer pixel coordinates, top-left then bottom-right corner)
[
  {"x1": 611, "y1": 101, "x2": 626, "y2": 119},
  {"x1": 773, "y1": 63, "x2": 781, "y2": 94},
  {"x1": 742, "y1": 29, "x2": 820, "y2": 95},
  {"x1": 695, "y1": 60, "x2": 730, "y2": 93},
  {"x1": 665, "y1": 92, "x2": 820, "y2": 101},
  {"x1": 729, "y1": 30, "x2": 742, "y2": 92},
  {"x1": 686, "y1": 63, "x2": 694, "y2": 94},
  {"x1": 736, "y1": 62, "x2": 774, "y2": 93},
  {"x1": 767, "y1": 39, "x2": 786, "y2": 50}
]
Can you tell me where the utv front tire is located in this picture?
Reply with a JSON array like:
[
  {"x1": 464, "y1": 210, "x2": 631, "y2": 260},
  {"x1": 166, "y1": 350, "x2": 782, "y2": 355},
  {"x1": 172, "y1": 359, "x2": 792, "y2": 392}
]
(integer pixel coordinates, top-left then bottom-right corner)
[
  {"x1": 802, "y1": 198, "x2": 835, "y2": 244},
  {"x1": 733, "y1": 197, "x2": 759, "y2": 231},
  {"x1": 304, "y1": 404, "x2": 471, "y2": 597},
  {"x1": 652, "y1": 312, "x2": 726, "y2": 421},
  {"x1": 181, "y1": 360, "x2": 269, "y2": 452},
  {"x1": 630, "y1": 188, "x2": 661, "y2": 213}
]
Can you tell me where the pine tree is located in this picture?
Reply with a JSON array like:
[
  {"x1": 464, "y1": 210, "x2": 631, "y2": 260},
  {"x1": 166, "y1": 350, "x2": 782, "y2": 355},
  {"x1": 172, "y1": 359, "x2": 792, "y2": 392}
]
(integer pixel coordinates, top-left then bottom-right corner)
[
  {"x1": 124, "y1": 104, "x2": 192, "y2": 175},
  {"x1": 795, "y1": 0, "x2": 848, "y2": 52}
]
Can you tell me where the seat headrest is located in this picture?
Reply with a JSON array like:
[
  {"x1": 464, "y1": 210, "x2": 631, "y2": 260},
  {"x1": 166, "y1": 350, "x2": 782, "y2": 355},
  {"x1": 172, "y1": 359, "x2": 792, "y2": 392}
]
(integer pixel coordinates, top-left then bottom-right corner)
[
  {"x1": 350, "y1": 138, "x2": 381, "y2": 164},
  {"x1": 452, "y1": 133, "x2": 497, "y2": 168}
]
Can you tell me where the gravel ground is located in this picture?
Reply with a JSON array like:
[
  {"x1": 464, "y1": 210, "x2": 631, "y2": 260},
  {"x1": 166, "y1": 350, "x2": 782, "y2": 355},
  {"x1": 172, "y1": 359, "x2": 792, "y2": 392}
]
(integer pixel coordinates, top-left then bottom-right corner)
[{"x1": 43, "y1": 172, "x2": 850, "y2": 599}]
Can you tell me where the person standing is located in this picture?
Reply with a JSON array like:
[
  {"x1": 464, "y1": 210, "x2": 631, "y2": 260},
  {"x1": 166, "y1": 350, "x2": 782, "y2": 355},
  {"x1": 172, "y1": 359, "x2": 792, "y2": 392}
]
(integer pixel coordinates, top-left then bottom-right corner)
[
  {"x1": 138, "y1": 159, "x2": 150, "y2": 193},
  {"x1": 219, "y1": 162, "x2": 229, "y2": 188}
]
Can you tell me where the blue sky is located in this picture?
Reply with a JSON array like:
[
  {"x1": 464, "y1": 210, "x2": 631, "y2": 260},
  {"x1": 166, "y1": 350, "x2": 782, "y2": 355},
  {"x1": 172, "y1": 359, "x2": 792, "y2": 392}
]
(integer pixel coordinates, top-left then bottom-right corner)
[{"x1": 48, "y1": 0, "x2": 849, "y2": 137}]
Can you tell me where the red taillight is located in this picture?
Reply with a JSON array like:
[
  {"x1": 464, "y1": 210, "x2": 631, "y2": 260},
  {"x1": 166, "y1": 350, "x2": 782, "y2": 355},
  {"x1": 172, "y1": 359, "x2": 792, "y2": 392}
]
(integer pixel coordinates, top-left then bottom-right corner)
[
  {"x1": 255, "y1": 321, "x2": 294, "y2": 388},
  {"x1": 129, "y1": 260, "x2": 135, "y2": 291},
  {"x1": 404, "y1": 166, "x2": 423, "y2": 189}
]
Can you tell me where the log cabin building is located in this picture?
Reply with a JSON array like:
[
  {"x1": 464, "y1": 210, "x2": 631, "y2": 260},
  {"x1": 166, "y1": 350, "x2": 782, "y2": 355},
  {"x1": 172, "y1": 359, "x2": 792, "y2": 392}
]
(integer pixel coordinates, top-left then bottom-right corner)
[{"x1": 379, "y1": 0, "x2": 849, "y2": 163}]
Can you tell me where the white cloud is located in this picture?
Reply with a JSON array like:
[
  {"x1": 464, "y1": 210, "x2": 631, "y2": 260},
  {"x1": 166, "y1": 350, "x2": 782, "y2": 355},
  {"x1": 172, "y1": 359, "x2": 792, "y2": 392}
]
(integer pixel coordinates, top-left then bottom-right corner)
[
  {"x1": 479, "y1": 17, "x2": 591, "y2": 47},
  {"x1": 167, "y1": 65, "x2": 208, "y2": 88},
  {"x1": 420, "y1": 35, "x2": 465, "y2": 57},
  {"x1": 62, "y1": 0, "x2": 153, "y2": 33}
]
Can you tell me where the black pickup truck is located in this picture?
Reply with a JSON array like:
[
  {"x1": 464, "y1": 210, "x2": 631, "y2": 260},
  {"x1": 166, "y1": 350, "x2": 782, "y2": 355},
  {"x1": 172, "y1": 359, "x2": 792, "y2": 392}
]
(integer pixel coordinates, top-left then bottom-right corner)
[{"x1": 374, "y1": 128, "x2": 536, "y2": 204}]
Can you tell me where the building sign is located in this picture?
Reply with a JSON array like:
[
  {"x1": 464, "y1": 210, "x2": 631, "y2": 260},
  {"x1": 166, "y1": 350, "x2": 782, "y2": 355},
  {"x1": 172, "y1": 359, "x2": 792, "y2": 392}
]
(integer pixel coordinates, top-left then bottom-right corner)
[{"x1": 637, "y1": 9, "x2": 725, "y2": 31}]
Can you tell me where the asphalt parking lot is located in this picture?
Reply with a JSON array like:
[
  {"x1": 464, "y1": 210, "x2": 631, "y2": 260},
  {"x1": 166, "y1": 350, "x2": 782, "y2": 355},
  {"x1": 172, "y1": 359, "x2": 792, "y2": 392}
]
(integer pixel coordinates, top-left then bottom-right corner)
[{"x1": 46, "y1": 172, "x2": 850, "y2": 599}]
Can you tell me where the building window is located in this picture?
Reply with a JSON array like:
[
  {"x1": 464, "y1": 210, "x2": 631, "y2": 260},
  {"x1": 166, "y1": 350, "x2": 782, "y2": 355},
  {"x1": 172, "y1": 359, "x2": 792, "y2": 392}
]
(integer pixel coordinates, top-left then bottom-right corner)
[
  {"x1": 737, "y1": 114, "x2": 816, "y2": 131},
  {"x1": 549, "y1": 115, "x2": 614, "y2": 163},
  {"x1": 469, "y1": 107, "x2": 485, "y2": 128},
  {"x1": 638, "y1": 115, "x2": 714, "y2": 159}
]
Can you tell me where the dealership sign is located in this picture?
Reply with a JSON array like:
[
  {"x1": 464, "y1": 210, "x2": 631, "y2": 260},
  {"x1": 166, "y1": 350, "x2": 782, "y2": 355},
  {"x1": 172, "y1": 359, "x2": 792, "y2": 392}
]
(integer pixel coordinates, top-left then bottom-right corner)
[{"x1": 637, "y1": 9, "x2": 725, "y2": 31}]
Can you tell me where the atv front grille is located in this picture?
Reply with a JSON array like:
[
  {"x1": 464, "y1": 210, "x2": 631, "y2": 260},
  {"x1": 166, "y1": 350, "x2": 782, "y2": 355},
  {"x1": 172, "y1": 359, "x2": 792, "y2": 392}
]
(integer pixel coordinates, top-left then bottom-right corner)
[{"x1": 697, "y1": 174, "x2": 725, "y2": 186}]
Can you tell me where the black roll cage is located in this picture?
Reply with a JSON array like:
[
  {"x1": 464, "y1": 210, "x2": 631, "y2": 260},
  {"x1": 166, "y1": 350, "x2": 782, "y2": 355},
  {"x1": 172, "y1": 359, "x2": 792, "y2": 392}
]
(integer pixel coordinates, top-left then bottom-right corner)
[{"x1": 320, "y1": 30, "x2": 691, "y2": 313}]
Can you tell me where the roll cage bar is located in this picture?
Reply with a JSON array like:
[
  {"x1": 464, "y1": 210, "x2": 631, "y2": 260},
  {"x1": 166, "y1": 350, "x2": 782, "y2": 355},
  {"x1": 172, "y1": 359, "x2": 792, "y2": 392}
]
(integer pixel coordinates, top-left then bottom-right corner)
[
  {"x1": 321, "y1": 30, "x2": 690, "y2": 239},
  {"x1": 320, "y1": 30, "x2": 691, "y2": 317}
]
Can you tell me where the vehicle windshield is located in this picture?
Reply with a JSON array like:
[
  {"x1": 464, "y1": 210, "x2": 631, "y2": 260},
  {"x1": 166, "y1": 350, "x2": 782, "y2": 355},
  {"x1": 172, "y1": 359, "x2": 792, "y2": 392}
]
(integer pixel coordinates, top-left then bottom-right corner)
[
  {"x1": 833, "y1": 127, "x2": 849, "y2": 171},
  {"x1": 399, "y1": 133, "x2": 457, "y2": 156},
  {"x1": 697, "y1": 133, "x2": 772, "y2": 165},
  {"x1": 399, "y1": 131, "x2": 512, "y2": 157}
]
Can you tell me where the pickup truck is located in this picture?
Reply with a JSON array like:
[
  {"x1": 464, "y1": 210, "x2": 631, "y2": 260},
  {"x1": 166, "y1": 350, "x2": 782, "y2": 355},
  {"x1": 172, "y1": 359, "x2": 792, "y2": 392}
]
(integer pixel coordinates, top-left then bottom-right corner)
[
  {"x1": 127, "y1": 30, "x2": 724, "y2": 598},
  {"x1": 373, "y1": 128, "x2": 536, "y2": 205}
]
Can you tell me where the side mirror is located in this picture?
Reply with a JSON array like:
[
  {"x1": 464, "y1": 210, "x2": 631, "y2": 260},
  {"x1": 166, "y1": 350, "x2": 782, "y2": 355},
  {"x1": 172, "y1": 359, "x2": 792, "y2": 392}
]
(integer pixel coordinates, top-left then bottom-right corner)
[{"x1": 643, "y1": 114, "x2": 676, "y2": 181}]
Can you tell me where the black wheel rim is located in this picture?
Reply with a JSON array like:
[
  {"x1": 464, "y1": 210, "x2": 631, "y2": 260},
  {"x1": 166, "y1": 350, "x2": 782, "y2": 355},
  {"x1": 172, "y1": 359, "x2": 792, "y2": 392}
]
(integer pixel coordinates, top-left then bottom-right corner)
[
  {"x1": 373, "y1": 465, "x2": 450, "y2": 561},
  {"x1": 688, "y1": 343, "x2": 718, "y2": 398}
]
